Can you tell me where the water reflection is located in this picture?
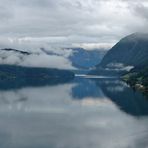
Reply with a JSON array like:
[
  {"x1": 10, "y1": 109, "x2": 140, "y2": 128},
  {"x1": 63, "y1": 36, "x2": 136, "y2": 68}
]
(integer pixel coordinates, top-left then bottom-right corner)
[
  {"x1": 95, "y1": 79, "x2": 148, "y2": 117},
  {"x1": 0, "y1": 77, "x2": 148, "y2": 148},
  {"x1": 0, "y1": 76, "x2": 73, "y2": 90},
  {"x1": 72, "y1": 77, "x2": 148, "y2": 116},
  {"x1": 71, "y1": 78, "x2": 105, "y2": 99}
]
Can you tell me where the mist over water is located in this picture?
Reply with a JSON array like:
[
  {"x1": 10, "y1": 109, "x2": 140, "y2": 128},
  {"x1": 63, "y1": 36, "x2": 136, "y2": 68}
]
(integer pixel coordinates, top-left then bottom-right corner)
[{"x1": 0, "y1": 77, "x2": 148, "y2": 148}]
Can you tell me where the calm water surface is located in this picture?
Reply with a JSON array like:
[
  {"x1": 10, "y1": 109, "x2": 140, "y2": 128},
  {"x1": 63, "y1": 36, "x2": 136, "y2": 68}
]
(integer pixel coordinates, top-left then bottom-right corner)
[{"x1": 0, "y1": 77, "x2": 148, "y2": 148}]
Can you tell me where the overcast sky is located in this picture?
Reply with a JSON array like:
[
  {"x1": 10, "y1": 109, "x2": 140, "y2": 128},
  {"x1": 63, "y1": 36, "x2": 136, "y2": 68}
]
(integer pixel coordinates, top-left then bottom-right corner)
[{"x1": 0, "y1": 0, "x2": 148, "y2": 50}]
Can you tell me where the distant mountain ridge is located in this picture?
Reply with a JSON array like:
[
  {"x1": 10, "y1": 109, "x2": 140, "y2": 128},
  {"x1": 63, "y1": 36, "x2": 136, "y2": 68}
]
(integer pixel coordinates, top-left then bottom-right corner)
[
  {"x1": 0, "y1": 64, "x2": 74, "y2": 89},
  {"x1": 1, "y1": 48, "x2": 31, "y2": 55},
  {"x1": 0, "y1": 48, "x2": 75, "y2": 85},
  {"x1": 68, "y1": 48, "x2": 106, "y2": 69},
  {"x1": 41, "y1": 47, "x2": 107, "y2": 70}
]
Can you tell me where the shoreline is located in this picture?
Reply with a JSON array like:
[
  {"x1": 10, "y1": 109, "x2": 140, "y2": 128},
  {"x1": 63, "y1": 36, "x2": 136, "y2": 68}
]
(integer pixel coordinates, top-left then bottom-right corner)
[{"x1": 122, "y1": 78, "x2": 148, "y2": 94}]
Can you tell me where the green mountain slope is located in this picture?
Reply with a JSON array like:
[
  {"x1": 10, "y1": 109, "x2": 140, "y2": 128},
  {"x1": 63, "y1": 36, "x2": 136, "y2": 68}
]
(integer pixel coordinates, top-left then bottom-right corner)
[
  {"x1": 90, "y1": 33, "x2": 148, "y2": 76},
  {"x1": 0, "y1": 65, "x2": 74, "y2": 89},
  {"x1": 100, "y1": 33, "x2": 148, "y2": 68}
]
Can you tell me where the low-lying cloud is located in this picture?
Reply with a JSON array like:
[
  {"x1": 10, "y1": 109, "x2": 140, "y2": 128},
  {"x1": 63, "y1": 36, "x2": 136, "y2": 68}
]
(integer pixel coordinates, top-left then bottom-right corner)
[{"x1": 0, "y1": 49, "x2": 75, "y2": 69}]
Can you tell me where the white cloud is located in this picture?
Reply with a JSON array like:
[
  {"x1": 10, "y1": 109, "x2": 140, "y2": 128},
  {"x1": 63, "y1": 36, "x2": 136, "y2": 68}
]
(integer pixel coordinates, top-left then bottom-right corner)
[
  {"x1": 0, "y1": 49, "x2": 75, "y2": 69},
  {"x1": 22, "y1": 54, "x2": 74, "y2": 69},
  {"x1": 73, "y1": 43, "x2": 114, "y2": 50}
]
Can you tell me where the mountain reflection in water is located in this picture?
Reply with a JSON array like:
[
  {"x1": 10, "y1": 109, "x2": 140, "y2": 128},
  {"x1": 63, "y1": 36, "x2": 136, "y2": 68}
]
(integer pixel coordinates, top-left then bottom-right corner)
[
  {"x1": 72, "y1": 77, "x2": 148, "y2": 116},
  {"x1": 0, "y1": 77, "x2": 148, "y2": 148}
]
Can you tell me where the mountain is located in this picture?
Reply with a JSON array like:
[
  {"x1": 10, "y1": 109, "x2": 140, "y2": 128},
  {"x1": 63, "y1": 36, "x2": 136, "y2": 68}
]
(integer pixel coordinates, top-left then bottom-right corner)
[
  {"x1": 41, "y1": 47, "x2": 106, "y2": 70},
  {"x1": 68, "y1": 48, "x2": 106, "y2": 69},
  {"x1": 0, "y1": 65, "x2": 74, "y2": 89},
  {"x1": 100, "y1": 33, "x2": 148, "y2": 68},
  {"x1": 0, "y1": 48, "x2": 75, "y2": 88},
  {"x1": 1, "y1": 48, "x2": 31, "y2": 55},
  {"x1": 91, "y1": 33, "x2": 148, "y2": 76}
]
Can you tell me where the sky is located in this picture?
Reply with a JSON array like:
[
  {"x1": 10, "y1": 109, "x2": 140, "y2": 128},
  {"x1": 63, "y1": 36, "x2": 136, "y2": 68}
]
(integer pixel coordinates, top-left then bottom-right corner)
[
  {"x1": 0, "y1": 0, "x2": 148, "y2": 50},
  {"x1": 0, "y1": 0, "x2": 148, "y2": 69}
]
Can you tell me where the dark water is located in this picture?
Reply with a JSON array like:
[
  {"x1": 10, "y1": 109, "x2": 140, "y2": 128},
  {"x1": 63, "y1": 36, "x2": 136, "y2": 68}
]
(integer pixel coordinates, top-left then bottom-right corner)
[{"x1": 0, "y1": 76, "x2": 148, "y2": 148}]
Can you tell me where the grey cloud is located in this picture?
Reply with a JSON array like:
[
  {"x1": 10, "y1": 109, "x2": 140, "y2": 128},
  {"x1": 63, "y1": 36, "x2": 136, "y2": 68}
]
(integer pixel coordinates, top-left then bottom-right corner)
[
  {"x1": 132, "y1": 4, "x2": 148, "y2": 19},
  {"x1": 0, "y1": 48, "x2": 75, "y2": 69},
  {"x1": 0, "y1": 6, "x2": 13, "y2": 21},
  {"x1": 0, "y1": 0, "x2": 147, "y2": 50},
  {"x1": 16, "y1": 0, "x2": 56, "y2": 8}
]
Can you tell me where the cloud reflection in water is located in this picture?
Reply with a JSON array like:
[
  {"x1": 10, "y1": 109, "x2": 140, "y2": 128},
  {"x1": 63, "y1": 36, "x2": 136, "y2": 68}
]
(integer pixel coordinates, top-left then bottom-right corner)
[{"x1": 0, "y1": 78, "x2": 148, "y2": 148}]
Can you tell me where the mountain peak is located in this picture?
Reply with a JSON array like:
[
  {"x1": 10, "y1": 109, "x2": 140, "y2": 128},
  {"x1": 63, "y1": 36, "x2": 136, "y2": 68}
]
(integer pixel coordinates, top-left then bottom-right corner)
[
  {"x1": 0, "y1": 48, "x2": 31, "y2": 55},
  {"x1": 99, "y1": 33, "x2": 148, "y2": 69},
  {"x1": 122, "y1": 32, "x2": 148, "y2": 42}
]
